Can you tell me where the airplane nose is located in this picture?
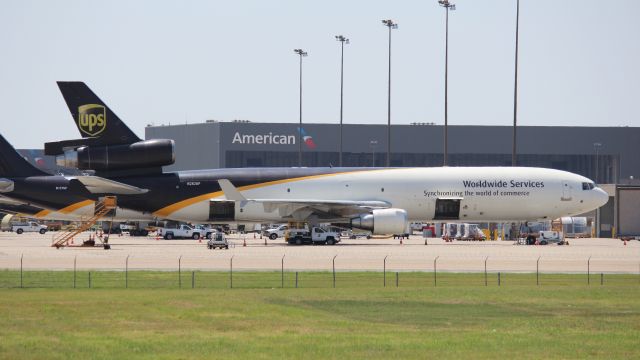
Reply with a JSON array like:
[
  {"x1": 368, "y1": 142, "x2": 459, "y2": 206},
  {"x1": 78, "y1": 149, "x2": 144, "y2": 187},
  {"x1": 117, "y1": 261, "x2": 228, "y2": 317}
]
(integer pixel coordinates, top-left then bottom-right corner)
[{"x1": 594, "y1": 187, "x2": 608, "y2": 208}]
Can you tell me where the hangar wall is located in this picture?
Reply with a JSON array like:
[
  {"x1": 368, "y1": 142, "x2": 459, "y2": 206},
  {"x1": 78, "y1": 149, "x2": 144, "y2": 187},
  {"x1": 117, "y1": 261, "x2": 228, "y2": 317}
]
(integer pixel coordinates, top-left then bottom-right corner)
[{"x1": 145, "y1": 122, "x2": 640, "y2": 183}]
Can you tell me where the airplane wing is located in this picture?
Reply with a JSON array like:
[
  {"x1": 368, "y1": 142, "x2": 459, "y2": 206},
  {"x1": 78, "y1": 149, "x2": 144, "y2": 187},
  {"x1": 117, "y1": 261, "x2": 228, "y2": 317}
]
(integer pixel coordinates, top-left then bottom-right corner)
[
  {"x1": 68, "y1": 176, "x2": 149, "y2": 195},
  {"x1": 217, "y1": 179, "x2": 390, "y2": 220}
]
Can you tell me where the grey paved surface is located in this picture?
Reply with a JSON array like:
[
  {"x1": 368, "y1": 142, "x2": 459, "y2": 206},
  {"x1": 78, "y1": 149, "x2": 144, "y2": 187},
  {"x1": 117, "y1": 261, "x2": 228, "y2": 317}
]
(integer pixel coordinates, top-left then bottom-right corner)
[{"x1": 0, "y1": 231, "x2": 638, "y2": 273}]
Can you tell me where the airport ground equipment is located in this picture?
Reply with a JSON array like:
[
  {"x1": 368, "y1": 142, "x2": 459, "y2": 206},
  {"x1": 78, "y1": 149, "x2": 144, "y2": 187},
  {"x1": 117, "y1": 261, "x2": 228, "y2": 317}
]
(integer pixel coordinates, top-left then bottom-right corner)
[
  {"x1": 206, "y1": 232, "x2": 229, "y2": 249},
  {"x1": 51, "y1": 196, "x2": 117, "y2": 248},
  {"x1": 285, "y1": 227, "x2": 340, "y2": 245},
  {"x1": 158, "y1": 224, "x2": 204, "y2": 240},
  {"x1": 265, "y1": 224, "x2": 291, "y2": 240},
  {"x1": 195, "y1": 225, "x2": 216, "y2": 239},
  {"x1": 12, "y1": 221, "x2": 47, "y2": 234}
]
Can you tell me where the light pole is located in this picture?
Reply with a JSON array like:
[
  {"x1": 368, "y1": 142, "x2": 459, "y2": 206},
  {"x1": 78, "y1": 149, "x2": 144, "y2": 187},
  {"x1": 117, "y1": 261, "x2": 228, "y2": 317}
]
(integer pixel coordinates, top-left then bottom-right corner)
[
  {"x1": 370, "y1": 140, "x2": 378, "y2": 167},
  {"x1": 593, "y1": 142, "x2": 602, "y2": 183},
  {"x1": 512, "y1": 0, "x2": 520, "y2": 167},
  {"x1": 382, "y1": 19, "x2": 398, "y2": 167},
  {"x1": 335, "y1": 35, "x2": 349, "y2": 167},
  {"x1": 438, "y1": 0, "x2": 455, "y2": 166},
  {"x1": 294, "y1": 48, "x2": 308, "y2": 167},
  {"x1": 593, "y1": 142, "x2": 602, "y2": 238}
]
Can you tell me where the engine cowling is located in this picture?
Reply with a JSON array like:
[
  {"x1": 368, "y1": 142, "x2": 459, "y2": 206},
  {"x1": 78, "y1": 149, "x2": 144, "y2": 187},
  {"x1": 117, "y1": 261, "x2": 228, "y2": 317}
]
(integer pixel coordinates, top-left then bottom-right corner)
[
  {"x1": 56, "y1": 139, "x2": 175, "y2": 171},
  {"x1": 351, "y1": 208, "x2": 408, "y2": 235}
]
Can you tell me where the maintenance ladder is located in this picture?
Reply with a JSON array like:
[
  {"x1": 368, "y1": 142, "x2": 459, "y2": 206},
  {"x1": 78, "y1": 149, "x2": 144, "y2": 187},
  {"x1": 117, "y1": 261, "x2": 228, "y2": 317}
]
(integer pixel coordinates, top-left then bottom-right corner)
[{"x1": 51, "y1": 196, "x2": 117, "y2": 248}]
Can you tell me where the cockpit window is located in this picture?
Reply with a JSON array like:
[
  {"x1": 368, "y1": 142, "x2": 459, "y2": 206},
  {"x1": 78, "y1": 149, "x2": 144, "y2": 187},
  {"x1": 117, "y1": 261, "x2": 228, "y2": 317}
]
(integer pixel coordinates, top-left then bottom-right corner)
[{"x1": 582, "y1": 182, "x2": 595, "y2": 190}]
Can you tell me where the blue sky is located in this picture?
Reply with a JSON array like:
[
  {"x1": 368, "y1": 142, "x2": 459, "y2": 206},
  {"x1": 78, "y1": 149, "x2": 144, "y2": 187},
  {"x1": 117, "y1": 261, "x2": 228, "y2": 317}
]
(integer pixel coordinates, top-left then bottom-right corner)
[{"x1": 1, "y1": 0, "x2": 638, "y2": 148}]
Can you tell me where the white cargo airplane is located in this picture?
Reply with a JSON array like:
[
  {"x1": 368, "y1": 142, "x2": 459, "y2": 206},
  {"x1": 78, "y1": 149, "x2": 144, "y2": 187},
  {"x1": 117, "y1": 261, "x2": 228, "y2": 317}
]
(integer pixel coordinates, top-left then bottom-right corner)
[{"x1": 154, "y1": 166, "x2": 608, "y2": 235}]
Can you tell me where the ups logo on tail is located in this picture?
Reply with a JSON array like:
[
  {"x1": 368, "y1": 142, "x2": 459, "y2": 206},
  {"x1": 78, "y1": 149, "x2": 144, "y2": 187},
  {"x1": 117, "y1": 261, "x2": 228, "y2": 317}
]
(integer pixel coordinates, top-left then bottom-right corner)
[{"x1": 78, "y1": 104, "x2": 106, "y2": 136}]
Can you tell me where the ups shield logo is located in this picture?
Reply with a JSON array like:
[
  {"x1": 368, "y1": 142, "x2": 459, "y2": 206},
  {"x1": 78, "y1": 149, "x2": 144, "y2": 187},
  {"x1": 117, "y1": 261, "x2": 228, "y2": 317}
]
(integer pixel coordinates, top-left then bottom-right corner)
[{"x1": 78, "y1": 104, "x2": 106, "y2": 136}]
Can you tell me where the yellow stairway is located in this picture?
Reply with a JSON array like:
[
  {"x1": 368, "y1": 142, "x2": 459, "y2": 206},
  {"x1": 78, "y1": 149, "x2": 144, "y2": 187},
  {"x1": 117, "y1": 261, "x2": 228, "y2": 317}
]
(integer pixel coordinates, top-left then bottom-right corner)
[{"x1": 51, "y1": 196, "x2": 116, "y2": 248}]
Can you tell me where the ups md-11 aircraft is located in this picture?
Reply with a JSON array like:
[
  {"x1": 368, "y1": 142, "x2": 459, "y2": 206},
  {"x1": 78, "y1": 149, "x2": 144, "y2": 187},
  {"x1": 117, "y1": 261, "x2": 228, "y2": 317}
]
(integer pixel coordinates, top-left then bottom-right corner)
[{"x1": 0, "y1": 82, "x2": 609, "y2": 234}]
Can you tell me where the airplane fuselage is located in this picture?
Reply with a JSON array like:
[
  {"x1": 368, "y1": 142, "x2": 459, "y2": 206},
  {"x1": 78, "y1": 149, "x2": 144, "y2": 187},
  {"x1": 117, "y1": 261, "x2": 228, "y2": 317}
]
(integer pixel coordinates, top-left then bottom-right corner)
[{"x1": 4, "y1": 167, "x2": 608, "y2": 227}]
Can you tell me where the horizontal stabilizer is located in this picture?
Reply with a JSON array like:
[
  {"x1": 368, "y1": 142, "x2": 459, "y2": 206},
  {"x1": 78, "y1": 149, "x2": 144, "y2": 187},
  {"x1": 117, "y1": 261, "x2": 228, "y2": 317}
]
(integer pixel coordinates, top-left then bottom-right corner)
[{"x1": 68, "y1": 176, "x2": 148, "y2": 195}]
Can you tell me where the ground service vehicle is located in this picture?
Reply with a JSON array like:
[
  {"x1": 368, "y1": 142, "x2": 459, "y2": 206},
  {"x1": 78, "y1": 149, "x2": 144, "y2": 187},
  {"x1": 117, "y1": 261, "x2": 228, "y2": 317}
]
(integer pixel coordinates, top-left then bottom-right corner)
[
  {"x1": 207, "y1": 232, "x2": 229, "y2": 249},
  {"x1": 195, "y1": 225, "x2": 216, "y2": 239},
  {"x1": 285, "y1": 227, "x2": 340, "y2": 245},
  {"x1": 158, "y1": 225, "x2": 204, "y2": 240},
  {"x1": 12, "y1": 222, "x2": 47, "y2": 234},
  {"x1": 265, "y1": 224, "x2": 290, "y2": 240}
]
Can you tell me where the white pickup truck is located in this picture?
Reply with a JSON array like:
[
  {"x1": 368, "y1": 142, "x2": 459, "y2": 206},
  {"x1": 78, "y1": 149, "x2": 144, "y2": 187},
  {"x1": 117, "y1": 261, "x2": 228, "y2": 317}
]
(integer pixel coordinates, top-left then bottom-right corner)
[
  {"x1": 12, "y1": 222, "x2": 47, "y2": 234},
  {"x1": 285, "y1": 227, "x2": 341, "y2": 245},
  {"x1": 158, "y1": 225, "x2": 205, "y2": 240},
  {"x1": 264, "y1": 224, "x2": 290, "y2": 240}
]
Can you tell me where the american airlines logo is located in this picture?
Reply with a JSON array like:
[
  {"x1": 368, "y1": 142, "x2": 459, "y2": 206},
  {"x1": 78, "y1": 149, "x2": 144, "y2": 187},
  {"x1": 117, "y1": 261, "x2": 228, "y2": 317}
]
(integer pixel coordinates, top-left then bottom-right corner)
[{"x1": 231, "y1": 128, "x2": 317, "y2": 149}]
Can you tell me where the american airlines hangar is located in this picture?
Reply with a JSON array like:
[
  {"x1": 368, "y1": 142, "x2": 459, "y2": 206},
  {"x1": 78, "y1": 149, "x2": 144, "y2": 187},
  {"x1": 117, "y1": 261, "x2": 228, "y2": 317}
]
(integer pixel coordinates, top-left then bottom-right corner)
[{"x1": 145, "y1": 121, "x2": 640, "y2": 238}]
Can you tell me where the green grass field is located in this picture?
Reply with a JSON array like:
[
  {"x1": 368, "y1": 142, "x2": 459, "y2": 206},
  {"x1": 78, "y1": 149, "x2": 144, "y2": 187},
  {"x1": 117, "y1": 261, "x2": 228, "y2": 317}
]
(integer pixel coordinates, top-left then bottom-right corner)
[{"x1": 1, "y1": 272, "x2": 639, "y2": 359}]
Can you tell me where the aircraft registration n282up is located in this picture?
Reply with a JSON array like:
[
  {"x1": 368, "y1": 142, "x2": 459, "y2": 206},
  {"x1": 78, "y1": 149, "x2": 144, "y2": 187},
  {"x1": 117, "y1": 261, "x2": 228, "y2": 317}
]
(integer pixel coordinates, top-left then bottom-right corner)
[{"x1": 2, "y1": 81, "x2": 608, "y2": 234}]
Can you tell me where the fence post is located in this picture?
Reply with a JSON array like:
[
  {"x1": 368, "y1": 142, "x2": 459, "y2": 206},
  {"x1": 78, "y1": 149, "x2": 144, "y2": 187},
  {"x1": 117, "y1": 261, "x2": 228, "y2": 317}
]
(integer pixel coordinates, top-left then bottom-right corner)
[
  {"x1": 281, "y1": 255, "x2": 285, "y2": 288},
  {"x1": 74, "y1": 256, "x2": 77, "y2": 289},
  {"x1": 498, "y1": 272, "x2": 501, "y2": 286},
  {"x1": 192, "y1": 271, "x2": 195, "y2": 289},
  {"x1": 588, "y1": 256, "x2": 591, "y2": 285},
  {"x1": 296, "y1": 271, "x2": 298, "y2": 288},
  {"x1": 396, "y1": 272, "x2": 399, "y2": 287},
  {"x1": 536, "y1": 256, "x2": 541, "y2": 286},
  {"x1": 230, "y1": 255, "x2": 234, "y2": 289},
  {"x1": 601, "y1": 273, "x2": 603, "y2": 286},
  {"x1": 125, "y1": 255, "x2": 129, "y2": 289},
  {"x1": 383, "y1": 255, "x2": 388, "y2": 287},
  {"x1": 20, "y1": 254, "x2": 23, "y2": 289},
  {"x1": 434, "y1": 256, "x2": 439, "y2": 287},
  {"x1": 88, "y1": 271, "x2": 91, "y2": 288},
  {"x1": 484, "y1": 257, "x2": 488, "y2": 286},
  {"x1": 178, "y1": 255, "x2": 182, "y2": 289},
  {"x1": 333, "y1": 255, "x2": 337, "y2": 288}
]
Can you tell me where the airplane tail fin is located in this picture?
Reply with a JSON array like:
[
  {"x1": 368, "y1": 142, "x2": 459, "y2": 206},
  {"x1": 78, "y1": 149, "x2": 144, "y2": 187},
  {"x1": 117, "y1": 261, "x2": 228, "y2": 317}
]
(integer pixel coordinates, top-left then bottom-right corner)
[
  {"x1": 56, "y1": 81, "x2": 141, "y2": 145},
  {"x1": 0, "y1": 135, "x2": 47, "y2": 177}
]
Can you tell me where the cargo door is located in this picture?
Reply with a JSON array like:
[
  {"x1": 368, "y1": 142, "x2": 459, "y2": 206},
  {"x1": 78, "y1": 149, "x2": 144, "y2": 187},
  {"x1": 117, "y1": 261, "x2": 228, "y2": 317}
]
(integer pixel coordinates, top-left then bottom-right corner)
[
  {"x1": 209, "y1": 200, "x2": 236, "y2": 221},
  {"x1": 434, "y1": 198, "x2": 461, "y2": 220}
]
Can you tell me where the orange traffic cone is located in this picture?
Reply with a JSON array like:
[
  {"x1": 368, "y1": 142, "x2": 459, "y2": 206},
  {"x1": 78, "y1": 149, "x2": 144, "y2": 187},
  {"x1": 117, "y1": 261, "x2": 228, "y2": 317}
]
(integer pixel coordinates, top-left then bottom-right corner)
[
  {"x1": 243, "y1": 238, "x2": 247, "y2": 247},
  {"x1": 400, "y1": 238, "x2": 403, "y2": 245}
]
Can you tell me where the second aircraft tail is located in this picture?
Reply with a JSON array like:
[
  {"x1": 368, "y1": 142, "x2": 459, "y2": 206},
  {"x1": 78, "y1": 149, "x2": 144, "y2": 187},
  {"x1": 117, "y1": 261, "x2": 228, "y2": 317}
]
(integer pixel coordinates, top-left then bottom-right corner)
[{"x1": 57, "y1": 81, "x2": 141, "y2": 145}]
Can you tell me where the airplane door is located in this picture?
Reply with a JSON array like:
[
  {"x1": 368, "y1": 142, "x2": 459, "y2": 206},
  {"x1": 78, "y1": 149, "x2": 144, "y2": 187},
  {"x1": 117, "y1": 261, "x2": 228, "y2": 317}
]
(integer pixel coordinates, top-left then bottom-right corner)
[
  {"x1": 561, "y1": 181, "x2": 572, "y2": 201},
  {"x1": 434, "y1": 198, "x2": 461, "y2": 220}
]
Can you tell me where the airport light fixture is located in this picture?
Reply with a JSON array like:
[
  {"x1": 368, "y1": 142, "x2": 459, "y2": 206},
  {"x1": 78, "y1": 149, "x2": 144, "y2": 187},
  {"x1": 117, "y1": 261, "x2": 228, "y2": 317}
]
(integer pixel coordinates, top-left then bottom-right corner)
[
  {"x1": 294, "y1": 48, "x2": 308, "y2": 167},
  {"x1": 512, "y1": 0, "x2": 520, "y2": 166},
  {"x1": 438, "y1": 0, "x2": 455, "y2": 166},
  {"x1": 335, "y1": 35, "x2": 349, "y2": 167},
  {"x1": 381, "y1": 19, "x2": 398, "y2": 167}
]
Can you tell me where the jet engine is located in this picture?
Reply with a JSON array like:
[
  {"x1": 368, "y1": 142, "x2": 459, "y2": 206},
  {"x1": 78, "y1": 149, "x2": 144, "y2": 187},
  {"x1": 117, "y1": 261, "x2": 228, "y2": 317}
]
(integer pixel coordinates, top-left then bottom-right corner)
[
  {"x1": 56, "y1": 139, "x2": 175, "y2": 171},
  {"x1": 351, "y1": 208, "x2": 408, "y2": 235}
]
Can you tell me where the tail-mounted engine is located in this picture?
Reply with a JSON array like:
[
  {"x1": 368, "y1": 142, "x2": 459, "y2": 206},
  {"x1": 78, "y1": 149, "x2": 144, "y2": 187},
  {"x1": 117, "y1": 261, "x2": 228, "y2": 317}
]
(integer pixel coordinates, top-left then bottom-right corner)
[{"x1": 56, "y1": 139, "x2": 175, "y2": 171}]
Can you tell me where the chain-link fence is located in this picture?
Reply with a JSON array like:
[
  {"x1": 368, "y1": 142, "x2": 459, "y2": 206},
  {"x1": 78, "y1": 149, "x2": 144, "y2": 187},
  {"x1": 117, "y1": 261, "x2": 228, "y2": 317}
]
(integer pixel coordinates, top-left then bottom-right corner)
[{"x1": 1, "y1": 254, "x2": 638, "y2": 289}]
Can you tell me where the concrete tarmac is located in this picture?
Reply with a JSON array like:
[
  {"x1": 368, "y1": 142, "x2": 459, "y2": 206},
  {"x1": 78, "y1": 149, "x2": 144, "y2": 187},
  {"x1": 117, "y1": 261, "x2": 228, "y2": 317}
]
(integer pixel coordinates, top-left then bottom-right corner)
[{"x1": 0, "y1": 231, "x2": 638, "y2": 273}]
